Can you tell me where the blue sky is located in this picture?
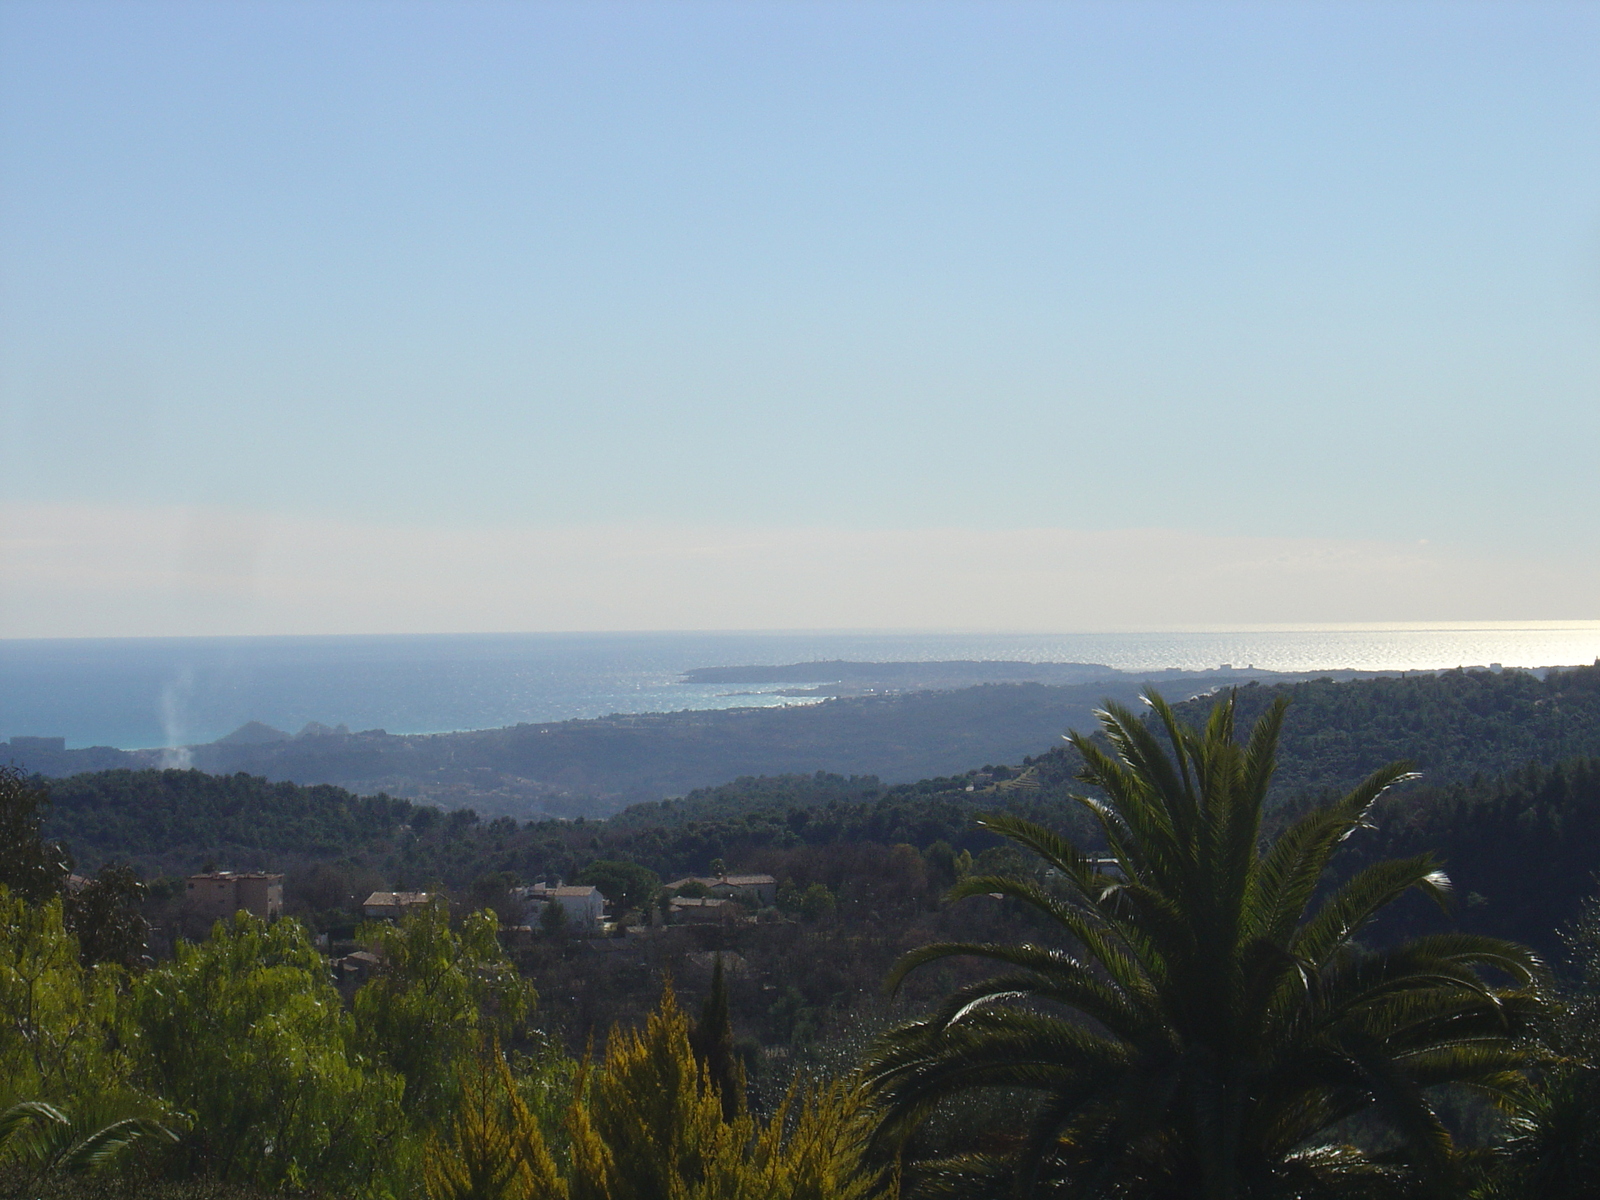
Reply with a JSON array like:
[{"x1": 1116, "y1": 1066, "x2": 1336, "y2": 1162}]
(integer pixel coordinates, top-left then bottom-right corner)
[{"x1": 2, "y1": 2, "x2": 1597, "y2": 635}]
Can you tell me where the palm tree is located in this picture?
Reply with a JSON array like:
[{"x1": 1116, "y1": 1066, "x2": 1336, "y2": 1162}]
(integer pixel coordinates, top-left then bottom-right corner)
[
  {"x1": 0, "y1": 1097, "x2": 177, "y2": 1180},
  {"x1": 862, "y1": 691, "x2": 1543, "y2": 1200}
]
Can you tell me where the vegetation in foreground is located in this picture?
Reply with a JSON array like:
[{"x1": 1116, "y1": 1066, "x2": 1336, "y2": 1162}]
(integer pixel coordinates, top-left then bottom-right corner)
[
  {"x1": 865, "y1": 695, "x2": 1544, "y2": 1197},
  {"x1": 6, "y1": 689, "x2": 1600, "y2": 1197}
]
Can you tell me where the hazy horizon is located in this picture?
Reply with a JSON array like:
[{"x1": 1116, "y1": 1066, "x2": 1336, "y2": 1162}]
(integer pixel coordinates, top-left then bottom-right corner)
[{"x1": 3, "y1": 2, "x2": 1597, "y2": 638}]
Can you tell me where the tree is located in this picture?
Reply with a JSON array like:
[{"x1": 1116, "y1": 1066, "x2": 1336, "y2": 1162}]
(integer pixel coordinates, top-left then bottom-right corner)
[
  {"x1": 0, "y1": 768, "x2": 149, "y2": 969},
  {"x1": 540, "y1": 899, "x2": 568, "y2": 938},
  {"x1": 566, "y1": 983, "x2": 872, "y2": 1200},
  {"x1": 131, "y1": 912, "x2": 403, "y2": 1191},
  {"x1": 799, "y1": 882, "x2": 836, "y2": 922},
  {"x1": 0, "y1": 888, "x2": 126, "y2": 1103},
  {"x1": 0, "y1": 767, "x2": 69, "y2": 904},
  {"x1": 574, "y1": 860, "x2": 659, "y2": 919},
  {"x1": 862, "y1": 691, "x2": 1544, "y2": 1199},
  {"x1": 1488, "y1": 882, "x2": 1600, "y2": 1198},
  {"x1": 63, "y1": 864, "x2": 148, "y2": 969},
  {"x1": 355, "y1": 899, "x2": 536, "y2": 1125},
  {"x1": 689, "y1": 954, "x2": 746, "y2": 1122},
  {"x1": 423, "y1": 1041, "x2": 566, "y2": 1200}
]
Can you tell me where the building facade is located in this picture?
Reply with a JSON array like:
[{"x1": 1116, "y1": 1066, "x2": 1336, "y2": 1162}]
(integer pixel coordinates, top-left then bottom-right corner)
[
  {"x1": 666, "y1": 873, "x2": 778, "y2": 907},
  {"x1": 513, "y1": 883, "x2": 605, "y2": 932},
  {"x1": 186, "y1": 871, "x2": 284, "y2": 922},
  {"x1": 361, "y1": 891, "x2": 435, "y2": 920}
]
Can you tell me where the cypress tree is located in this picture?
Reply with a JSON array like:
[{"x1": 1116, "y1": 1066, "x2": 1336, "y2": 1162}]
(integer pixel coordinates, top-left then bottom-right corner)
[{"x1": 688, "y1": 954, "x2": 745, "y2": 1121}]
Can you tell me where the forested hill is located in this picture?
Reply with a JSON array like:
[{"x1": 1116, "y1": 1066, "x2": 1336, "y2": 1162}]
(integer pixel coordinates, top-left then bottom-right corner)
[
  {"x1": 14, "y1": 678, "x2": 1183, "y2": 818},
  {"x1": 35, "y1": 754, "x2": 1600, "y2": 962},
  {"x1": 1154, "y1": 663, "x2": 1600, "y2": 797},
  {"x1": 37, "y1": 762, "x2": 1054, "y2": 878},
  {"x1": 6, "y1": 668, "x2": 1363, "y2": 818},
  {"x1": 1342, "y1": 756, "x2": 1600, "y2": 959},
  {"x1": 42, "y1": 664, "x2": 1600, "y2": 873},
  {"x1": 42, "y1": 769, "x2": 418, "y2": 872}
]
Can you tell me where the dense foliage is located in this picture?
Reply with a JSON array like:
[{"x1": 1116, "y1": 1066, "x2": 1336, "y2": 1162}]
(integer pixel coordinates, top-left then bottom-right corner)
[
  {"x1": 131, "y1": 915, "x2": 404, "y2": 1192},
  {"x1": 40, "y1": 769, "x2": 415, "y2": 871},
  {"x1": 0, "y1": 889, "x2": 877, "y2": 1200},
  {"x1": 1333, "y1": 756, "x2": 1600, "y2": 959},
  {"x1": 865, "y1": 692, "x2": 1544, "y2": 1199},
  {"x1": 1172, "y1": 663, "x2": 1600, "y2": 797},
  {"x1": 12, "y1": 669, "x2": 1600, "y2": 1197}
]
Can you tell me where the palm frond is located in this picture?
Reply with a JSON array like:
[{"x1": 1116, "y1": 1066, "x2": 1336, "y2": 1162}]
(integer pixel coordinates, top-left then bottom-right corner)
[
  {"x1": 897, "y1": 947, "x2": 1151, "y2": 1037},
  {"x1": 867, "y1": 687, "x2": 1547, "y2": 1199},
  {"x1": 1291, "y1": 855, "x2": 1452, "y2": 967},
  {"x1": 0, "y1": 1101, "x2": 67, "y2": 1153},
  {"x1": 1252, "y1": 762, "x2": 1419, "y2": 946},
  {"x1": 939, "y1": 876, "x2": 1155, "y2": 997}
]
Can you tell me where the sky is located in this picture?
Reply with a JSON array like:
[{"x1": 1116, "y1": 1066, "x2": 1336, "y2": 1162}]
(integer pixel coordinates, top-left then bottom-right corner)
[{"x1": 2, "y1": 1, "x2": 1597, "y2": 636}]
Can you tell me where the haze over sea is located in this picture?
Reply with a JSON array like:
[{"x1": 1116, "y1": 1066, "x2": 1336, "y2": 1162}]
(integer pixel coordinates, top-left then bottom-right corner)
[{"x1": 2, "y1": 624, "x2": 1598, "y2": 753}]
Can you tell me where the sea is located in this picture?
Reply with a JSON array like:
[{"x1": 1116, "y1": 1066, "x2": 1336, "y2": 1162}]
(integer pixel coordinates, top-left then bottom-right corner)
[{"x1": 2, "y1": 624, "x2": 1598, "y2": 753}]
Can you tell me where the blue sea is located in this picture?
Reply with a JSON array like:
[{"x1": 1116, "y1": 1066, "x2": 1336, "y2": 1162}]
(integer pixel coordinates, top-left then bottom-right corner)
[{"x1": 2, "y1": 625, "x2": 1598, "y2": 752}]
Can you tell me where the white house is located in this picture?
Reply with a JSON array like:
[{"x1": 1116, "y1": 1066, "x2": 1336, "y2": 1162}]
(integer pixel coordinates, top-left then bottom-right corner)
[{"x1": 514, "y1": 883, "x2": 605, "y2": 932}]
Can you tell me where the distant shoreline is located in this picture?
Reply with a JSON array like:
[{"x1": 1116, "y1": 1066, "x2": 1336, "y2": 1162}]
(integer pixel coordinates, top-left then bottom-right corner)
[{"x1": 5, "y1": 627, "x2": 1599, "y2": 753}]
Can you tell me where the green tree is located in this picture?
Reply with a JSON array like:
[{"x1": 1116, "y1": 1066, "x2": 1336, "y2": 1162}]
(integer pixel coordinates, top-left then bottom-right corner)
[
  {"x1": 0, "y1": 887, "x2": 126, "y2": 1102},
  {"x1": 540, "y1": 899, "x2": 568, "y2": 938},
  {"x1": 0, "y1": 768, "x2": 148, "y2": 969},
  {"x1": 689, "y1": 954, "x2": 746, "y2": 1122},
  {"x1": 131, "y1": 912, "x2": 403, "y2": 1192},
  {"x1": 63, "y1": 863, "x2": 148, "y2": 969},
  {"x1": 574, "y1": 860, "x2": 659, "y2": 918},
  {"x1": 355, "y1": 899, "x2": 536, "y2": 1125},
  {"x1": 566, "y1": 984, "x2": 872, "y2": 1200},
  {"x1": 0, "y1": 767, "x2": 69, "y2": 904},
  {"x1": 863, "y1": 691, "x2": 1544, "y2": 1199},
  {"x1": 1488, "y1": 883, "x2": 1600, "y2": 1198},
  {"x1": 423, "y1": 1041, "x2": 566, "y2": 1200},
  {"x1": 799, "y1": 882, "x2": 836, "y2": 922}
]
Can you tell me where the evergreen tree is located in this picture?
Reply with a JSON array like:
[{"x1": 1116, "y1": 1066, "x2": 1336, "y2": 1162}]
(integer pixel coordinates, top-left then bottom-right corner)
[
  {"x1": 424, "y1": 1041, "x2": 566, "y2": 1200},
  {"x1": 0, "y1": 767, "x2": 69, "y2": 905},
  {"x1": 689, "y1": 954, "x2": 746, "y2": 1122},
  {"x1": 566, "y1": 983, "x2": 873, "y2": 1200},
  {"x1": 1489, "y1": 885, "x2": 1600, "y2": 1198}
]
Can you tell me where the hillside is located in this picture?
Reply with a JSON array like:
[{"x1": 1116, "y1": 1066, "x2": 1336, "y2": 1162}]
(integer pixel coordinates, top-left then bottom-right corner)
[
  {"x1": 12, "y1": 663, "x2": 1407, "y2": 817},
  {"x1": 1170, "y1": 662, "x2": 1600, "y2": 796},
  {"x1": 41, "y1": 768, "x2": 418, "y2": 874},
  {"x1": 1342, "y1": 755, "x2": 1600, "y2": 959},
  {"x1": 34, "y1": 668, "x2": 1600, "y2": 876},
  {"x1": 15, "y1": 677, "x2": 1223, "y2": 817},
  {"x1": 38, "y1": 751, "x2": 1600, "y2": 969}
]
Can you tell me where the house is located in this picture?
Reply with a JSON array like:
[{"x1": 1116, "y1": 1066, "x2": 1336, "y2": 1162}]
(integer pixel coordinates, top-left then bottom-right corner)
[
  {"x1": 336, "y1": 950, "x2": 382, "y2": 984},
  {"x1": 667, "y1": 896, "x2": 737, "y2": 924},
  {"x1": 513, "y1": 883, "x2": 605, "y2": 932},
  {"x1": 186, "y1": 872, "x2": 284, "y2": 922},
  {"x1": 665, "y1": 873, "x2": 777, "y2": 907},
  {"x1": 362, "y1": 891, "x2": 434, "y2": 920}
]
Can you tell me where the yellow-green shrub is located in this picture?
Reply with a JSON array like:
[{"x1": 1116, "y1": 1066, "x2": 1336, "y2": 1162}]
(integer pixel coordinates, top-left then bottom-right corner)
[{"x1": 566, "y1": 985, "x2": 876, "y2": 1200}]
